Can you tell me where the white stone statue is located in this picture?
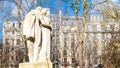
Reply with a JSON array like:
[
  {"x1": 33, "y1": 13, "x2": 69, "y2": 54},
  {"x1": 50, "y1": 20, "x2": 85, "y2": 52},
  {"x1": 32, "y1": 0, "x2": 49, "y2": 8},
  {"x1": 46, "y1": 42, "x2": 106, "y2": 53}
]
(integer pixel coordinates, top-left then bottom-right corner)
[{"x1": 23, "y1": 7, "x2": 51, "y2": 63}]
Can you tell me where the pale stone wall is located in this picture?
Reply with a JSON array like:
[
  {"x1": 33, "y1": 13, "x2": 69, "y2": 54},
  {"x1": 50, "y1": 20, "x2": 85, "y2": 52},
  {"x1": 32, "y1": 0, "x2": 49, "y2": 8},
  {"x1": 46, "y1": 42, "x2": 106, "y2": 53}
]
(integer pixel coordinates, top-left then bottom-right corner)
[{"x1": 19, "y1": 62, "x2": 53, "y2": 68}]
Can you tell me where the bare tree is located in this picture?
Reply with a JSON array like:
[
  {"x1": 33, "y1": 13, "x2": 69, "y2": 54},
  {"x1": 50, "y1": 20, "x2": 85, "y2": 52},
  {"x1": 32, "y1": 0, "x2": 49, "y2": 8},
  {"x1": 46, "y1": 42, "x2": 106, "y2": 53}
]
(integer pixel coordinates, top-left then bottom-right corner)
[
  {"x1": 63, "y1": 0, "x2": 109, "y2": 68},
  {"x1": 100, "y1": 2, "x2": 120, "y2": 68}
]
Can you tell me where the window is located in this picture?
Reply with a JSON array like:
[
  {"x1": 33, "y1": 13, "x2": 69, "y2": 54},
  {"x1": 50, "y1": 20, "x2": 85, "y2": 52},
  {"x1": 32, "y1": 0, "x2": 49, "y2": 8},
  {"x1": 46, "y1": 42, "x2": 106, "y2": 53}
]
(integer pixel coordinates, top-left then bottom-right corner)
[
  {"x1": 63, "y1": 50, "x2": 67, "y2": 56},
  {"x1": 92, "y1": 25, "x2": 97, "y2": 32},
  {"x1": 19, "y1": 23, "x2": 21, "y2": 28},
  {"x1": 17, "y1": 39, "x2": 20, "y2": 45},
  {"x1": 72, "y1": 58, "x2": 75, "y2": 63},
  {"x1": 5, "y1": 39, "x2": 9, "y2": 45},
  {"x1": 12, "y1": 39, "x2": 14, "y2": 45},
  {"x1": 52, "y1": 23, "x2": 55, "y2": 29},
  {"x1": 12, "y1": 31, "x2": 14, "y2": 35},
  {"x1": 13, "y1": 23, "x2": 15, "y2": 27},
  {"x1": 64, "y1": 58, "x2": 67, "y2": 63}
]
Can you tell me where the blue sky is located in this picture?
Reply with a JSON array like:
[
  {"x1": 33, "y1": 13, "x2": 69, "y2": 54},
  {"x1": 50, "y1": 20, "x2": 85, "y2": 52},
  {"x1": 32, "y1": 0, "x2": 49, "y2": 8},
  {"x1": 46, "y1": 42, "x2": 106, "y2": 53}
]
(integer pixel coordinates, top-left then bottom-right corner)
[
  {"x1": 0, "y1": 0, "x2": 120, "y2": 42},
  {"x1": 0, "y1": 0, "x2": 81, "y2": 42}
]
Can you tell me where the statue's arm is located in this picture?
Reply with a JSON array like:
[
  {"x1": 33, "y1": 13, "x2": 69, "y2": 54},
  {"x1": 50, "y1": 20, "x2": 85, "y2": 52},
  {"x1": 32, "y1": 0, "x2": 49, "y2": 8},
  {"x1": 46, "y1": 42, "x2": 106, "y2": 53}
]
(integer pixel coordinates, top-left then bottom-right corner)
[
  {"x1": 41, "y1": 23, "x2": 52, "y2": 31},
  {"x1": 40, "y1": 15, "x2": 52, "y2": 30}
]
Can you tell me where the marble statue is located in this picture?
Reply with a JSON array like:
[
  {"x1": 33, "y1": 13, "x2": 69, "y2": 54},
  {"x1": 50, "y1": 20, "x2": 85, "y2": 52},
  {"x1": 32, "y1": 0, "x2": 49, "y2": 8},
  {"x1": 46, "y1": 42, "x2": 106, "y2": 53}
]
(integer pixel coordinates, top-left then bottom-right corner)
[{"x1": 23, "y1": 7, "x2": 51, "y2": 63}]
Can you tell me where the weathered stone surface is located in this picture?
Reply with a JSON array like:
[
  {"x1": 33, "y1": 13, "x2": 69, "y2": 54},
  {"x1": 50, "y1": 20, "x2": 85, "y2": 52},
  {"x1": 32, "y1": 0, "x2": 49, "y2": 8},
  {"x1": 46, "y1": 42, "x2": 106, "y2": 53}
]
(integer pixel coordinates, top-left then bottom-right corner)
[{"x1": 19, "y1": 62, "x2": 53, "y2": 68}]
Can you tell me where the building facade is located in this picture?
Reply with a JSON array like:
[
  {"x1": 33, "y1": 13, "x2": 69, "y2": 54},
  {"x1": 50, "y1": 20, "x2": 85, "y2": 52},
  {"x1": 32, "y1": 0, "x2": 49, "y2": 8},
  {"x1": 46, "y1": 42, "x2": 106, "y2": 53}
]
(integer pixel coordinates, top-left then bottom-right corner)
[
  {"x1": 51, "y1": 12, "x2": 120, "y2": 68},
  {"x1": 2, "y1": 21, "x2": 23, "y2": 68},
  {"x1": 2, "y1": 12, "x2": 119, "y2": 68}
]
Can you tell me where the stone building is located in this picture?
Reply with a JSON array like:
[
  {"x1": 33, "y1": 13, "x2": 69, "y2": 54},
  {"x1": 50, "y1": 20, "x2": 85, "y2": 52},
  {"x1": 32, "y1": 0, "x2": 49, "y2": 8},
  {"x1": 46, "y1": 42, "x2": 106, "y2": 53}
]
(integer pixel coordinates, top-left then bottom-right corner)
[
  {"x1": 51, "y1": 11, "x2": 120, "y2": 68},
  {"x1": 86, "y1": 14, "x2": 119, "y2": 67},
  {"x1": 51, "y1": 11, "x2": 82, "y2": 68},
  {"x1": 2, "y1": 20, "x2": 22, "y2": 68}
]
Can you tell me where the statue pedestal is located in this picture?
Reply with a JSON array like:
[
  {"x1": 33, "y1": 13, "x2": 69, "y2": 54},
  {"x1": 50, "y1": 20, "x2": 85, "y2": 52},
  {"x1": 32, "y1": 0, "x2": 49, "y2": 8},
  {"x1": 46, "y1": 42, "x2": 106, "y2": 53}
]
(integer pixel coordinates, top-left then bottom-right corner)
[{"x1": 19, "y1": 62, "x2": 53, "y2": 68}]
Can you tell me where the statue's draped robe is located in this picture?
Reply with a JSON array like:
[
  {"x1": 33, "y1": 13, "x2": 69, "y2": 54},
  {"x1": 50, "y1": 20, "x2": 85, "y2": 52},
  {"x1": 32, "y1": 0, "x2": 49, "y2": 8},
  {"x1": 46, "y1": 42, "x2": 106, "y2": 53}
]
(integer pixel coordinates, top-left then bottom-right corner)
[
  {"x1": 23, "y1": 8, "x2": 51, "y2": 63},
  {"x1": 23, "y1": 10, "x2": 36, "y2": 62},
  {"x1": 38, "y1": 9, "x2": 51, "y2": 62}
]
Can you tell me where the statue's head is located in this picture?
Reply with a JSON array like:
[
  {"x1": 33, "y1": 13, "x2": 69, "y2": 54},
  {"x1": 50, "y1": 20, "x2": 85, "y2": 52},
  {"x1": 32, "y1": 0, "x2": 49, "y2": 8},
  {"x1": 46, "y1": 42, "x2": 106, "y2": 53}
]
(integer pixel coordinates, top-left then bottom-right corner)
[
  {"x1": 36, "y1": 6, "x2": 42, "y2": 12},
  {"x1": 41, "y1": 8, "x2": 48, "y2": 16}
]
